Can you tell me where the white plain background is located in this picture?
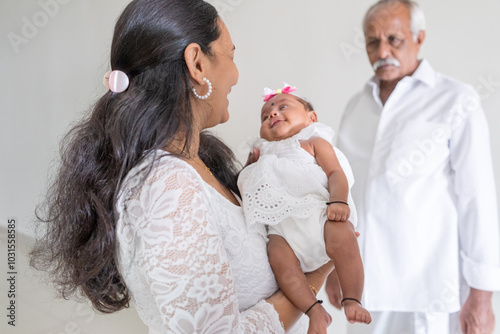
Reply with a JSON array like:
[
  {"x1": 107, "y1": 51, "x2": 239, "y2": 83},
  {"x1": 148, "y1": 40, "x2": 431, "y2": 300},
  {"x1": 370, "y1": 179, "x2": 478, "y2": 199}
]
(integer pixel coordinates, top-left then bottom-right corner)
[{"x1": 1, "y1": 0, "x2": 499, "y2": 333}]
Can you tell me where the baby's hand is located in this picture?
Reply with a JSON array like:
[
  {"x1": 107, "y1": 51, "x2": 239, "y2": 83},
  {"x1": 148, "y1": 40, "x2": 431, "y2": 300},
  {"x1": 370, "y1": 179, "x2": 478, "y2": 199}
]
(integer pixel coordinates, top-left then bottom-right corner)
[
  {"x1": 244, "y1": 148, "x2": 260, "y2": 167},
  {"x1": 326, "y1": 203, "x2": 350, "y2": 221}
]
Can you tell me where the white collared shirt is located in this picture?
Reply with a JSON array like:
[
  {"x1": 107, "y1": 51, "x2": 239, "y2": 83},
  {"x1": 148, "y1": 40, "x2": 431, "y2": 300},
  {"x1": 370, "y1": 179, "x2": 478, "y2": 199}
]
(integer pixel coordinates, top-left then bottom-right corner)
[{"x1": 338, "y1": 59, "x2": 500, "y2": 312}]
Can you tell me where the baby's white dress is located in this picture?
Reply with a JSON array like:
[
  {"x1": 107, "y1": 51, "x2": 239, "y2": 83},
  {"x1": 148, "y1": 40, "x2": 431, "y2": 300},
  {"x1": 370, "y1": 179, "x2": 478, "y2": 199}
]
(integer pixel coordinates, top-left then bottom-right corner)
[{"x1": 238, "y1": 122, "x2": 358, "y2": 272}]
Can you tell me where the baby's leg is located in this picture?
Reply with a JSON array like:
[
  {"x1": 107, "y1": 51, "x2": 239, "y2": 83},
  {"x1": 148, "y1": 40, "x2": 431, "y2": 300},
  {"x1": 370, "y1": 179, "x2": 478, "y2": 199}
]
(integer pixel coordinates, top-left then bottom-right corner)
[
  {"x1": 268, "y1": 234, "x2": 331, "y2": 333},
  {"x1": 324, "y1": 221, "x2": 371, "y2": 324}
]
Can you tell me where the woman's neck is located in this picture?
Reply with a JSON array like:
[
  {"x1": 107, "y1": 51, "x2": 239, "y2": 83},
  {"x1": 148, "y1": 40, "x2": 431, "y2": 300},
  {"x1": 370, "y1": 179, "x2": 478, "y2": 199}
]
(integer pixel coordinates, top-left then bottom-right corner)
[{"x1": 169, "y1": 125, "x2": 201, "y2": 157}]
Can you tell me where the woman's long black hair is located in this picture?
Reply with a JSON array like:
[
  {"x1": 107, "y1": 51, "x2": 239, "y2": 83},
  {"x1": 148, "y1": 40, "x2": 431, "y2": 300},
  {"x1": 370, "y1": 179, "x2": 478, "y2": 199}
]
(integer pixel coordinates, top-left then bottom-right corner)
[{"x1": 30, "y1": 0, "x2": 240, "y2": 313}]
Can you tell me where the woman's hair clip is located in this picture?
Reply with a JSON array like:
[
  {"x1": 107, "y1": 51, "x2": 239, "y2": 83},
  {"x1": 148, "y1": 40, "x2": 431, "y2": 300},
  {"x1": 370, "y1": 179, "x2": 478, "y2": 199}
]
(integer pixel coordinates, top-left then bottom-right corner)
[{"x1": 103, "y1": 70, "x2": 130, "y2": 93}]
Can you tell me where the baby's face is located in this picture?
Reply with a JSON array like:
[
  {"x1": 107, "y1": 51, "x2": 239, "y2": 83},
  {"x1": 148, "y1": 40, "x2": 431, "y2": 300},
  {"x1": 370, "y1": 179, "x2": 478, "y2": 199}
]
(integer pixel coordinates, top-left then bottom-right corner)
[{"x1": 260, "y1": 94, "x2": 317, "y2": 141}]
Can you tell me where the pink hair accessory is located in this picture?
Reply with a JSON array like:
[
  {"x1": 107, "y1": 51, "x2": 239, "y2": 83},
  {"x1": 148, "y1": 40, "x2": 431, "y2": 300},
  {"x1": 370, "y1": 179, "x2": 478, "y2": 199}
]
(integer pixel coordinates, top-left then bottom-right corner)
[
  {"x1": 262, "y1": 83, "x2": 297, "y2": 102},
  {"x1": 103, "y1": 70, "x2": 130, "y2": 93}
]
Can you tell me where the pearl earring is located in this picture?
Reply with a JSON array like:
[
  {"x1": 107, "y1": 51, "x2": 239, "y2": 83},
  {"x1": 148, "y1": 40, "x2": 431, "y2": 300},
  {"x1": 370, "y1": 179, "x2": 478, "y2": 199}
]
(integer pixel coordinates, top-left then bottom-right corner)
[{"x1": 192, "y1": 78, "x2": 212, "y2": 100}]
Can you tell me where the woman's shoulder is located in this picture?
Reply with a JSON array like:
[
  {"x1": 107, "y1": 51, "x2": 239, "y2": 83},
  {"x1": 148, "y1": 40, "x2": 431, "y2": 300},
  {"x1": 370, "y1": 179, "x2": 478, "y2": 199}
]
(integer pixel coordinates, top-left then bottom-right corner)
[
  {"x1": 127, "y1": 150, "x2": 199, "y2": 186},
  {"x1": 117, "y1": 151, "x2": 207, "y2": 210},
  {"x1": 115, "y1": 151, "x2": 217, "y2": 246}
]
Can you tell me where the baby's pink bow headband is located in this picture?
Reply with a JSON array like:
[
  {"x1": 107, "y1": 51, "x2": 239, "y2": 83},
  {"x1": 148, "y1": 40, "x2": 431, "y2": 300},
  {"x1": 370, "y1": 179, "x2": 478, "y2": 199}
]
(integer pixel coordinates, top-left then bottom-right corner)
[
  {"x1": 103, "y1": 70, "x2": 130, "y2": 93},
  {"x1": 262, "y1": 83, "x2": 297, "y2": 102}
]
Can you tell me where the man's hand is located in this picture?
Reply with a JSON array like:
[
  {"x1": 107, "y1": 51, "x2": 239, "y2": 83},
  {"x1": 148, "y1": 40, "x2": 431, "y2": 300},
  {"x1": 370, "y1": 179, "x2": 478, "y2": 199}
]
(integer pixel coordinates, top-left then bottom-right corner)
[{"x1": 460, "y1": 288, "x2": 495, "y2": 334}]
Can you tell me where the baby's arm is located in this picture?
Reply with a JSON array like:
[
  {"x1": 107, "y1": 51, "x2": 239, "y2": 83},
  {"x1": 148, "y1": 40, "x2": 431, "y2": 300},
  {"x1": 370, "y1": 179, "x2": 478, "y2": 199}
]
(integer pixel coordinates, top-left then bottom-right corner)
[{"x1": 301, "y1": 137, "x2": 350, "y2": 221}]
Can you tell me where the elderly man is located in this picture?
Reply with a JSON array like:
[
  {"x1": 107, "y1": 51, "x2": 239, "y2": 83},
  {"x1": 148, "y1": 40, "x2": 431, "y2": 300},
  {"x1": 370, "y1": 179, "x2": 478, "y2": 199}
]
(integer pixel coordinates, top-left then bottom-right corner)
[{"x1": 326, "y1": 0, "x2": 500, "y2": 333}]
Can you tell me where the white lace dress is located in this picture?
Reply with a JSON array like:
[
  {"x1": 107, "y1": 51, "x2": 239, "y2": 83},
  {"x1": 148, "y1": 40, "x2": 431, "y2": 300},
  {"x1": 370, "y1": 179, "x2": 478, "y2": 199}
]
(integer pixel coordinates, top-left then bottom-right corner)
[
  {"x1": 237, "y1": 123, "x2": 357, "y2": 272},
  {"x1": 115, "y1": 151, "x2": 307, "y2": 333}
]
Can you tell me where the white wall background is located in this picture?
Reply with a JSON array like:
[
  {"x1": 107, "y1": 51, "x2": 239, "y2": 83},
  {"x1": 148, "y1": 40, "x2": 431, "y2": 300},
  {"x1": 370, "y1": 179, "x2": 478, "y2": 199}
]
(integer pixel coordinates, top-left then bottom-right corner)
[{"x1": 1, "y1": 0, "x2": 499, "y2": 333}]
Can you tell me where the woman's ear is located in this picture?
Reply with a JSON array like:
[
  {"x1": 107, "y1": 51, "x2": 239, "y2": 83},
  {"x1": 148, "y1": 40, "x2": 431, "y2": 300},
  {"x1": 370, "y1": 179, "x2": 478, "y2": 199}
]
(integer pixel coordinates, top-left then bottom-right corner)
[{"x1": 184, "y1": 43, "x2": 207, "y2": 86}]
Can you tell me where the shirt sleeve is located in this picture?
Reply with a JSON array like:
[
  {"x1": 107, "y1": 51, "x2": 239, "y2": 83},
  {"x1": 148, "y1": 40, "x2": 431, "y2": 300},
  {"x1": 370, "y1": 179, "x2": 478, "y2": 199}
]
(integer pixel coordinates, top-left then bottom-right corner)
[
  {"x1": 126, "y1": 159, "x2": 284, "y2": 333},
  {"x1": 449, "y1": 87, "x2": 500, "y2": 291}
]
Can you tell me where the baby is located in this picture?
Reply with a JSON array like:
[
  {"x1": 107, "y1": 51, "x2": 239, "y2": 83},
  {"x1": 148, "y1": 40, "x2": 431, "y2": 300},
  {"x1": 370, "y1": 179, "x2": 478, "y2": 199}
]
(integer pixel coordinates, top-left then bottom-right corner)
[{"x1": 238, "y1": 84, "x2": 371, "y2": 333}]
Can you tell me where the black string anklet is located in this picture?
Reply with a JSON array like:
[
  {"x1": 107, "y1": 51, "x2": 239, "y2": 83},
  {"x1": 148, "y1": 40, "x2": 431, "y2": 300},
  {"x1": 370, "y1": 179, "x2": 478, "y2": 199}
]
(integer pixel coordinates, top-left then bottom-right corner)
[
  {"x1": 305, "y1": 300, "x2": 323, "y2": 314},
  {"x1": 341, "y1": 298, "x2": 361, "y2": 307},
  {"x1": 326, "y1": 201, "x2": 349, "y2": 206}
]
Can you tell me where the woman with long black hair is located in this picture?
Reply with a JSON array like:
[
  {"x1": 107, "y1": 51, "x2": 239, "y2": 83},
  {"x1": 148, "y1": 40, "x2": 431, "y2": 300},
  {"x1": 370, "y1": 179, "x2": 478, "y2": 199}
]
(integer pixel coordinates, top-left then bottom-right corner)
[{"x1": 30, "y1": 0, "x2": 333, "y2": 332}]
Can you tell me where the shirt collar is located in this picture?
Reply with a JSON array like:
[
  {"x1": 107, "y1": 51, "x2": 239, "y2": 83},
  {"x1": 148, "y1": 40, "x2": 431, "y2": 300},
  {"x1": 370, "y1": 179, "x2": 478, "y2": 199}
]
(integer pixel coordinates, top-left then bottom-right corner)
[
  {"x1": 366, "y1": 59, "x2": 436, "y2": 91},
  {"x1": 410, "y1": 59, "x2": 436, "y2": 87}
]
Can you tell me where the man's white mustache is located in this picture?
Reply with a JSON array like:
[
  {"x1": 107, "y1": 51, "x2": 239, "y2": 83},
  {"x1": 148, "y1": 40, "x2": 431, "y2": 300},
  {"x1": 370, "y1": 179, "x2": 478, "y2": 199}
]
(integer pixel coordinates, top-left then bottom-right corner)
[{"x1": 373, "y1": 58, "x2": 401, "y2": 71}]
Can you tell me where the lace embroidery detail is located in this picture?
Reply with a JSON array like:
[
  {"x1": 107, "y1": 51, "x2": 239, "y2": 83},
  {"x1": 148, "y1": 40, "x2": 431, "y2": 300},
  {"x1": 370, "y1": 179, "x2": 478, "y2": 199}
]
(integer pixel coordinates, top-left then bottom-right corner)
[
  {"x1": 116, "y1": 153, "x2": 288, "y2": 333},
  {"x1": 239, "y1": 123, "x2": 357, "y2": 229},
  {"x1": 238, "y1": 123, "x2": 358, "y2": 272}
]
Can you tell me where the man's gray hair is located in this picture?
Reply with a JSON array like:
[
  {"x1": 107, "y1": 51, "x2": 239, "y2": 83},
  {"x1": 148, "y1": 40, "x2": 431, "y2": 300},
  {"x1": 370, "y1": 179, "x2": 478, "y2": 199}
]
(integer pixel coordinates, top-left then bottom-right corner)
[{"x1": 363, "y1": 0, "x2": 426, "y2": 41}]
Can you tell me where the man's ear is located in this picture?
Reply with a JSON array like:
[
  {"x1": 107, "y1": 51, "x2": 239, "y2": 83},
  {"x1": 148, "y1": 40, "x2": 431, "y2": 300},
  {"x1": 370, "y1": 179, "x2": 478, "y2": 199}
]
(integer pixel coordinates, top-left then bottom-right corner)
[
  {"x1": 309, "y1": 110, "x2": 318, "y2": 123},
  {"x1": 184, "y1": 43, "x2": 207, "y2": 86},
  {"x1": 416, "y1": 30, "x2": 426, "y2": 49}
]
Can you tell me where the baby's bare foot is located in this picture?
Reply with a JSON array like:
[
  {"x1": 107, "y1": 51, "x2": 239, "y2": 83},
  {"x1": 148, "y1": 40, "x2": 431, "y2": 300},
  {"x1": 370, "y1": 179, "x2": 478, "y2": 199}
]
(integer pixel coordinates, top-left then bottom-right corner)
[{"x1": 343, "y1": 300, "x2": 372, "y2": 324}]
